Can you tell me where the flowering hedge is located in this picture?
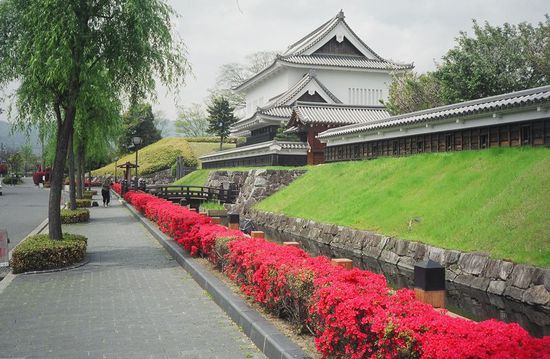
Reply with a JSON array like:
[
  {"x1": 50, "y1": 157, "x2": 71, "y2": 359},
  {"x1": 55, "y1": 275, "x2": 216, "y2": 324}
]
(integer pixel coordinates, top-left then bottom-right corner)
[
  {"x1": 123, "y1": 191, "x2": 550, "y2": 358},
  {"x1": 112, "y1": 183, "x2": 121, "y2": 195}
]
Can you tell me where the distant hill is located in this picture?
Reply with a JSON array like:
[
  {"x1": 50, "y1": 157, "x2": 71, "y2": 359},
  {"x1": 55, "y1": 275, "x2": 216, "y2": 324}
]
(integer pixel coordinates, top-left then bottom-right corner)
[{"x1": 0, "y1": 120, "x2": 41, "y2": 154}]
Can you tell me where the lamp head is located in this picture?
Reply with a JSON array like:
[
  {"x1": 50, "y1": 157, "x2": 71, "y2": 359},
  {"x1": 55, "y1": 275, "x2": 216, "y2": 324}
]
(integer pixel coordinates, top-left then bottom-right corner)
[{"x1": 132, "y1": 136, "x2": 143, "y2": 146}]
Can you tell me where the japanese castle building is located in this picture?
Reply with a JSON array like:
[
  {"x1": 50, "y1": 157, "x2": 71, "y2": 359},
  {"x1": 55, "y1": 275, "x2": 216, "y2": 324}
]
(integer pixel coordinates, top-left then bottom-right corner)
[{"x1": 200, "y1": 10, "x2": 413, "y2": 168}]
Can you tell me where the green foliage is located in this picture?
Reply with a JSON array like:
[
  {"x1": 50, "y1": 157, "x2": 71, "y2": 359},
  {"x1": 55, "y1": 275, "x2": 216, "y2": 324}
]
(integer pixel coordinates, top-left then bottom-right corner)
[
  {"x1": 0, "y1": 0, "x2": 188, "y2": 239},
  {"x1": 175, "y1": 104, "x2": 209, "y2": 137},
  {"x1": 2, "y1": 175, "x2": 22, "y2": 185},
  {"x1": 81, "y1": 192, "x2": 94, "y2": 199},
  {"x1": 119, "y1": 103, "x2": 162, "y2": 154},
  {"x1": 183, "y1": 137, "x2": 238, "y2": 143},
  {"x1": 384, "y1": 72, "x2": 445, "y2": 115},
  {"x1": 60, "y1": 209, "x2": 90, "y2": 224},
  {"x1": 437, "y1": 18, "x2": 550, "y2": 103},
  {"x1": 256, "y1": 148, "x2": 550, "y2": 267},
  {"x1": 206, "y1": 97, "x2": 238, "y2": 149},
  {"x1": 73, "y1": 199, "x2": 92, "y2": 208},
  {"x1": 200, "y1": 201, "x2": 225, "y2": 210},
  {"x1": 92, "y1": 138, "x2": 197, "y2": 176},
  {"x1": 10, "y1": 233, "x2": 87, "y2": 273},
  {"x1": 274, "y1": 123, "x2": 300, "y2": 142},
  {"x1": 385, "y1": 18, "x2": 550, "y2": 114}
]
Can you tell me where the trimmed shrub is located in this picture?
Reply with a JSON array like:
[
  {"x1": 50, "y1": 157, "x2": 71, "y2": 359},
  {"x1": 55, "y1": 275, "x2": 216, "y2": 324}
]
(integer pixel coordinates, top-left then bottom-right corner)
[
  {"x1": 84, "y1": 190, "x2": 98, "y2": 195},
  {"x1": 73, "y1": 199, "x2": 91, "y2": 208},
  {"x1": 11, "y1": 233, "x2": 87, "y2": 273},
  {"x1": 2, "y1": 175, "x2": 22, "y2": 185},
  {"x1": 61, "y1": 209, "x2": 90, "y2": 224},
  {"x1": 82, "y1": 192, "x2": 94, "y2": 199}
]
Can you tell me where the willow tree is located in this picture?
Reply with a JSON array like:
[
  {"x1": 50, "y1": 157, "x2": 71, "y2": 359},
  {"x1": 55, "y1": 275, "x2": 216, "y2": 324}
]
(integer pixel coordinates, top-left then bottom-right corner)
[{"x1": 0, "y1": 0, "x2": 188, "y2": 239}]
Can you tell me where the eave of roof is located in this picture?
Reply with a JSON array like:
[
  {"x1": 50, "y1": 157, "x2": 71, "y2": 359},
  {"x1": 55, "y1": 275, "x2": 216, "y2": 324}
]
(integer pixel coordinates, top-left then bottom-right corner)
[
  {"x1": 289, "y1": 102, "x2": 390, "y2": 127},
  {"x1": 318, "y1": 85, "x2": 550, "y2": 139}
]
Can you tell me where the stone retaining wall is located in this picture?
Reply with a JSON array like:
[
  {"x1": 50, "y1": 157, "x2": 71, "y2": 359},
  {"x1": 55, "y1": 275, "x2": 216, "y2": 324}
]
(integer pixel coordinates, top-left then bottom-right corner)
[
  {"x1": 141, "y1": 168, "x2": 173, "y2": 184},
  {"x1": 247, "y1": 209, "x2": 550, "y2": 309},
  {"x1": 205, "y1": 169, "x2": 306, "y2": 215}
]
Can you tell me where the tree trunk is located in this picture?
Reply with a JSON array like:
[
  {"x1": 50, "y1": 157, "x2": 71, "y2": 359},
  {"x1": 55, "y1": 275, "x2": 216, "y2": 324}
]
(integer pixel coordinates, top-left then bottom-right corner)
[
  {"x1": 219, "y1": 136, "x2": 223, "y2": 150},
  {"x1": 76, "y1": 140, "x2": 84, "y2": 199},
  {"x1": 48, "y1": 106, "x2": 76, "y2": 240},
  {"x1": 68, "y1": 132, "x2": 77, "y2": 210}
]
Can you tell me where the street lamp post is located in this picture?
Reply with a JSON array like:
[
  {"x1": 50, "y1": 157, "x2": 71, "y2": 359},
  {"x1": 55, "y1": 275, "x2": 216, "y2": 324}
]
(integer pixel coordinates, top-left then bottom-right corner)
[
  {"x1": 132, "y1": 136, "x2": 142, "y2": 189},
  {"x1": 114, "y1": 156, "x2": 119, "y2": 183}
]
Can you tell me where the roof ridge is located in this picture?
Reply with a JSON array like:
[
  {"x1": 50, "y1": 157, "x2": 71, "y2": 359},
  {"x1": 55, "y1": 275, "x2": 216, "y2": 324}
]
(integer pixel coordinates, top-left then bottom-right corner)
[
  {"x1": 285, "y1": 15, "x2": 336, "y2": 52},
  {"x1": 294, "y1": 101, "x2": 385, "y2": 109},
  {"x1": 318, "y1": 85, "x2": 550, "y2": 138}
]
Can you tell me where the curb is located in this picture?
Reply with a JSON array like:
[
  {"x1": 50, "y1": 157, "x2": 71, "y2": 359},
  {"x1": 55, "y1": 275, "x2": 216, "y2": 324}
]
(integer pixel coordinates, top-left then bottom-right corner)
[
  {"x1": 0, "y1": 216, "x2": 49, "y2": 295},
  {"x1": 121, "y1": 199, "x2": 310, "y2": 359}
]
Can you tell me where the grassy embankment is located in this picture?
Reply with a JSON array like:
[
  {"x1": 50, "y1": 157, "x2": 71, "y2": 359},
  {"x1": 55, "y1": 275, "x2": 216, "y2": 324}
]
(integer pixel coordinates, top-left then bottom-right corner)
[
  {"x1": 256, "y1": 147, "x2": 550, "y2": 267},
  {"x1": 173, "y1": 166, "x2": 302, "y2": 187},
  {"x1": 92, "y1": 138, "x2": 196, "y2": 176}
]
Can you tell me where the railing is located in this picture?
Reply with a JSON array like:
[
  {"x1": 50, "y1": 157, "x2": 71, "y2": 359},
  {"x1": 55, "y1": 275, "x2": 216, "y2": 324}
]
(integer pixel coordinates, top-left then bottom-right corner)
[{"x1": 145, "y1": 184, "x2": 238, "y2": 204}]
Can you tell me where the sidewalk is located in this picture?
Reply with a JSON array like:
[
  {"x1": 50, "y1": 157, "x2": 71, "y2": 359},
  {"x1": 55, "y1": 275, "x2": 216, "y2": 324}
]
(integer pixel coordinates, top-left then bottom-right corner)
[{"x1": 0, "y1": 197, "x2": 264, "y2": 359}]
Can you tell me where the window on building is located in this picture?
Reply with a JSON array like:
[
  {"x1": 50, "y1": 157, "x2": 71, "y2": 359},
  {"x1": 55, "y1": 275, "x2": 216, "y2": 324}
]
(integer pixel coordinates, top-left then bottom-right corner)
[
  {"x1": 480, "y1": 134, "x2": 488, "y2": 149},
  {"x1": 521, "y1": 125, "x2": 531, "y2": 145},
  {"x1": 445, "y1": 134, "x2": 453, "y2": 151},
  {"x1": 417, "y1": 140, "x2": 424, "y2": 153}
]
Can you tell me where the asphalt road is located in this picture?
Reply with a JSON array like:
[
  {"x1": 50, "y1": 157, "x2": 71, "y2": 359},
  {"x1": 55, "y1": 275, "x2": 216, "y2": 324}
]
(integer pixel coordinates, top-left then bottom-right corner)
[{"x1": 0, "y1": 177, "x2": 51, "y2": 248}]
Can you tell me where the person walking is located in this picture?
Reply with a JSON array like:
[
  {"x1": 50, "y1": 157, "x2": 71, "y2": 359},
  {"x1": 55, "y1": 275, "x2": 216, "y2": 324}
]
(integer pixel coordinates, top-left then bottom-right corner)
[{"x1": 101, "y1": 177, "x2": 112, "y2": 207}]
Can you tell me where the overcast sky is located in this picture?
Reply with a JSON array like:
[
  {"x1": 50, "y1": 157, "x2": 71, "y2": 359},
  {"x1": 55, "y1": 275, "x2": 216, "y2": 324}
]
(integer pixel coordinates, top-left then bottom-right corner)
[{"x1": 1, "y1": 0, "x2": 548, "y2": 123}]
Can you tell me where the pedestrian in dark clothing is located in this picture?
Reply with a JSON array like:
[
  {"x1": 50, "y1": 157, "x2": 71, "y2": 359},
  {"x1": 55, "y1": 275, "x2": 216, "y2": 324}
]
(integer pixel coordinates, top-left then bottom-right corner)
[{"x1": 101, "y1": 177, "x2": 112, "y2": 207}]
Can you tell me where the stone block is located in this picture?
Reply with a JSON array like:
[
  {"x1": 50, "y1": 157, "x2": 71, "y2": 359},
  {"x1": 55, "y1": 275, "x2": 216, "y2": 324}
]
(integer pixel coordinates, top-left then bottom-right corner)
[
  {"x1": 398, "y1": 256, "x2": 415, "y2": 270},
  {"x1": 504, "y1": 286, "x2": 525, "y2": 302},
  {"x1": 427, "y1": 246, "x2": 445, "y2": 264},
  {"x1": 379, "y1": 250, "x2": 400, "y2": 265},
  {"x1": 454, "y1": 274, "x2": 490, "y2": 291},
  {"x1": 412, "y1": 243, "x2": 427, "y2": 260},
  {"x1": 509, "y1": 264, "x2": 536, "y2": 289},
  {"x1": 394, "y1": 239, "x2": 409, "y2": 256},
  {"x1": 532, "y1": 268, "x2": 550, "y2": 291},
  {"x1": 487, "y1": 280, "x2": 507, "y2": 295},
  {"x1": 457, "y1": 253, "x2": 489, "y2": 276},
  {"x1": 522, "y1": 285, "x2": 550, "y2": 306},
  {"x1": 253, "y1": 177, "x2": 267, "y2": 187}
]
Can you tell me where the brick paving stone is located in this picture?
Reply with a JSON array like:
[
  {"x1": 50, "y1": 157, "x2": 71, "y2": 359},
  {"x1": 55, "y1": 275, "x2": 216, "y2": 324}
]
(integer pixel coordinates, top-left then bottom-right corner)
[{"x1": 0, "y1": 197, "x2": 264, "y2": 359}]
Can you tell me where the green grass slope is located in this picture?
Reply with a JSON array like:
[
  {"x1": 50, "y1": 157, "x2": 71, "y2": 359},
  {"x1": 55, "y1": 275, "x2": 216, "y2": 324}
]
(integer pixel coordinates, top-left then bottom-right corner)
[
  {"x1": 92, "y1": 138, "x2": 195, "y2": 176},
  {"x1": 188, "y1": 142, "x2": 235, "y2": 160},
  {"x1": 173, "y1": 166, "x2": 305, "y2": 187},
  {"x1": 256, "y1": 148, "x2": 550, "y2": 267}
]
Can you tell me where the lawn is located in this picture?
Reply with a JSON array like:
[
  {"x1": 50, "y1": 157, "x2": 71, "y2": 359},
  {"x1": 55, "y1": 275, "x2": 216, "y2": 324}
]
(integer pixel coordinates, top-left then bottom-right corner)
[
  {"x1": 92, "y1": 138, "x2": 195, "y2": 176},
  {"x1": 256, "y1": 147, "x2": 550, "y2": 267},
  {"x1": 187, "y1": 142, "x2": 236, "y2": 159},
  {"x1": 173, "y1": 166, "x2": 304, "y2": 186}
]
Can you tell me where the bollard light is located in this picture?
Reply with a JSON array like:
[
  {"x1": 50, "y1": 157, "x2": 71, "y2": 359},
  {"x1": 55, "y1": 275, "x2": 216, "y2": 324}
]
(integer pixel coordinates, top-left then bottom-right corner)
[{"x1": 414, "y1": 259, "x2": 446, "y2": 308}]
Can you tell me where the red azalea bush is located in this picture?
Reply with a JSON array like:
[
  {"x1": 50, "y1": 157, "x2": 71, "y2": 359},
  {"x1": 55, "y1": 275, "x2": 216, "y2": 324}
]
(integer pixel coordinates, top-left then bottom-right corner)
[
  {"x1": 123, "y1": 191, "x2": 550, "y2": 359},
  {"x1": 112, "y1": 182, "x2": 121, "y2": 195}
]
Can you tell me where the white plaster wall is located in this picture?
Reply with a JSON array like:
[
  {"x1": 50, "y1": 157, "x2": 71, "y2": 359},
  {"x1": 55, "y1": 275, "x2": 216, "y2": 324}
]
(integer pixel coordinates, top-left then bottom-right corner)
[
  {"x1": 316, "y1": 69, "x2": 391, "y2": 106},
  {"x1": 243, "y1": 69, "x2": 289, "y2": 117}
]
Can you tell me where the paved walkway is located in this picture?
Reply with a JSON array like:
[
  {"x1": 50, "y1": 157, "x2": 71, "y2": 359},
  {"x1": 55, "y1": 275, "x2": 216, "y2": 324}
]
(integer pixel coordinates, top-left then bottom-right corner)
[
  {"x1": 0, "y1": 177, "x2": 51, "y2": 247},
  {"x1": 0, "y1": 196, "x2": 263, "y2": 358}
]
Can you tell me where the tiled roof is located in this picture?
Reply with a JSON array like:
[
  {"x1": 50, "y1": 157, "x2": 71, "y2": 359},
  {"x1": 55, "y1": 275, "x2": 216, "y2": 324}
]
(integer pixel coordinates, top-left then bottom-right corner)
[
  {"x1": 292, "y1": 102, "x2": 390, "y2": 126},
  {"x1": 234, "y1": 11, "x2": 413, "y2": 91},
  {"x1": 199, "y1": 140, "x2": 307, "y2": 161},
  {"x1": 232, "y1": 73, "x2": 341, "y2": 132},
  {"x1": 282, "y1": 55, "x2": 413, "y2": 71},
  {"x1": 318, "y1": 85, "x2": 550, "y2": 139}
]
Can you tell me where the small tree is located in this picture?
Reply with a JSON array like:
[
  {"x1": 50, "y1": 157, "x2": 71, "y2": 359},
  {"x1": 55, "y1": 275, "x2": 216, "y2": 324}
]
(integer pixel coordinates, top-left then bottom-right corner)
[
  {"x1": 383, "y1": 72, "x2": 445, "y2": 115},
  {"x1": 175, "y1": 103, "x2": 209, "y2": 137},
  {"x1": 207, "y1": 97, "x2": 238, "y2": 150},
  {"x1": 119, "y1": 103, "x2": 162, "y2": 154}
]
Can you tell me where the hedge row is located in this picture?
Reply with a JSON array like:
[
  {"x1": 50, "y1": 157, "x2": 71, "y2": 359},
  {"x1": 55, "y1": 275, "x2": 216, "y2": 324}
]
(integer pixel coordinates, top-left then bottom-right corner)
[
  {"x1": 11, "y1": 234, "x2": 87, "y2": 273},
  {"x1": 123, "y1": 191, "x2": 550, "y2": 359},
  {"x1": 60, "y1": 209, "x2": 90, "y2": 224}
]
